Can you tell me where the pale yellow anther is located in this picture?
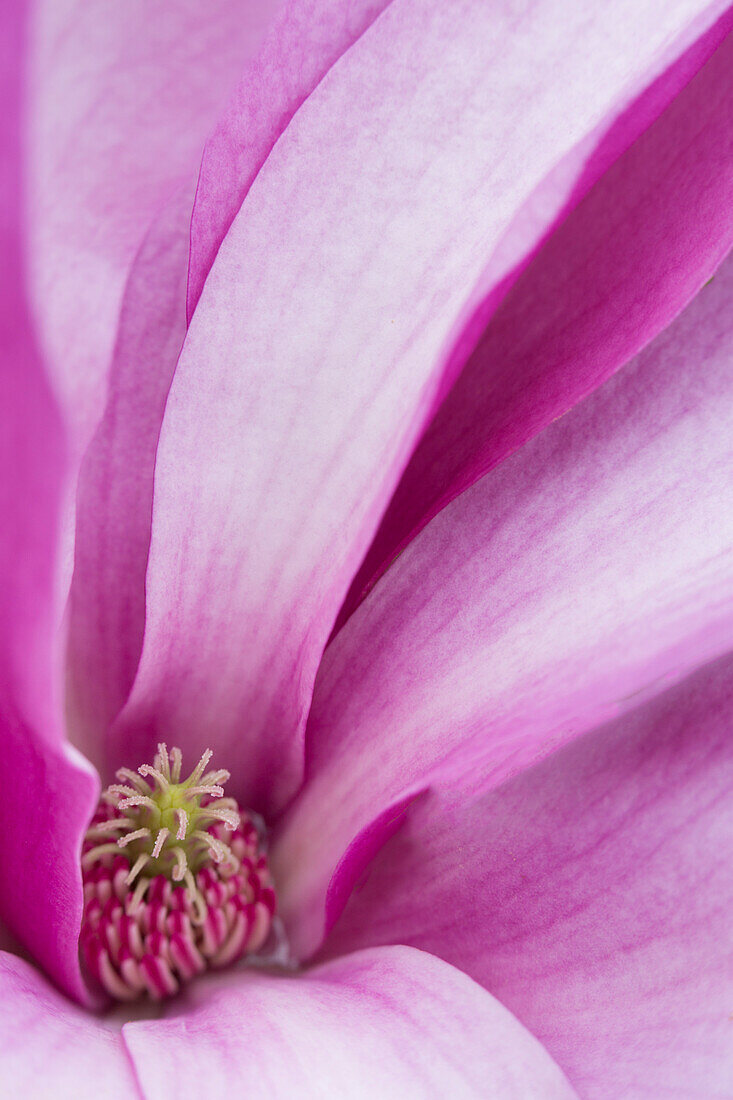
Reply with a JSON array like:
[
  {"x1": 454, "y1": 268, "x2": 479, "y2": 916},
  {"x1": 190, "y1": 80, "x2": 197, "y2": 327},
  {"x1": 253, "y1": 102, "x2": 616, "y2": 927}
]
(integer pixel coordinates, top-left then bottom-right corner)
[
  {"x1": 185, "y1": 784, "x2": 224, "y2": 800},
  {"x1": 200, "y1": 769, "x2": 230, "y2": 787},
  {"x1": 170, "y1": 747, "x2": 183, "y2": 784},
  {"x1": 174, "y1": 808, "x2": 188, "y2": 840},
  {"x1": 192, "y1": 830, "x2": 233, "y2": 866},
  {"x1": 118, "y1": 794, "x2": 158, "y2": 813},
  {"x1": 138, "y1": 764, "x2": 170, "y2": 791},
  {"x1": 171, "y1": 846, "x2": 188, "y2": 882},
  {"x1": 187, "y1": 750, "x2": 213, "y2": 787},
  {"x1": 108, "y1": 784, "x2": 140, "y2": 800},
  {"x1": 155, "y1": 743, "x2": 171, "y2": 781},
  {"x1": 127, "y1": 877, "x2": 149, "y2": 916},
  {"x1": 200, "y1": 806, "x2": 240, "y2": 831},
  {"x1": 115, "y1": 768, "x2": 152, "y2": 795},
  {"x1": 152, "y1": 828, "x2": 169, "y2": 859},
  {"x1": 125, "y1": 854, "x2": 150, "y2": 886},
  {"x1": 118, "y1": 828, "x2": 150, "y2": 848},
  {"x1": 183, "y1": 870, "x2": 208, "y2": 926},
  {"x1": 87, "y1": 817, "x2": 136, "y2": 835},
  {"x1": 82, "y1": 843, "x2": 121, "y2": 867}
]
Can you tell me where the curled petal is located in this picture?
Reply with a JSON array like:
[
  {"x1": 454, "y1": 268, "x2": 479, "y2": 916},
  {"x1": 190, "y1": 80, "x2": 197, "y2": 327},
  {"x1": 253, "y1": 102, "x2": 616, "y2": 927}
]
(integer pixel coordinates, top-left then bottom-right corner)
[
  {"x1": 326, "y1": 653, "x2": 733, "y2": 1100},
  {"x1": 112, "y1": 0, "x2": 727, "y2": 814},
  {"x1": 274, "y1": 247, "x2": 733, "y2": 958},
  {"x1": 341, "y1": 20, "x2": 733, "y2": 622}
]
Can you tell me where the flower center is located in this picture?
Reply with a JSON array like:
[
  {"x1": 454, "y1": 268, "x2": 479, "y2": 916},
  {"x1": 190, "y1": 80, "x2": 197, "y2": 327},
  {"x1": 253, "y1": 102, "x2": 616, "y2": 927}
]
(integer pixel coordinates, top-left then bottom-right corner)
[{"x1": 81, "y1": 744, "x2": 276, "y2": 1002}]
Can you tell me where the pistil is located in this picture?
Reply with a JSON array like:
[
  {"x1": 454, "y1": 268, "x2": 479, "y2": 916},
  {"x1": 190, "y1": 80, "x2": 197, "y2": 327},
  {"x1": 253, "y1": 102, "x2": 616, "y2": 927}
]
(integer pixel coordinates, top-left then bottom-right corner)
[{"x1": 80, "y1": 745, "x2": 276, "y2": 1002}]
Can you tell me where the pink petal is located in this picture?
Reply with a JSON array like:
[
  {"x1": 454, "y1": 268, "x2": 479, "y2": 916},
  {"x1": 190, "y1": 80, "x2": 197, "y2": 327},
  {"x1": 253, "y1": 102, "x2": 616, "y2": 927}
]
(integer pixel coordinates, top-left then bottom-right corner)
[
  {"x1": 67, "y1": 0, "x2": 394, "y2": 766},
  {"x1": 325, "y1": 653, "x2": 733, "y2": 1100},
  {"x1": 64, "y1": 185, "x2": 192, "y2": 771},
  {"x1": 0, "y1": 0, "x2": 99, "y2": 1004},
  {"x1": 0, "y1": 952, "x2": 136, "y2": 1098},
  {"x1": 340, "y1": 17, "x2": 733, "y2": 624},
  {"x1": 123, "y1": 946, "x2": 578, "y2": 1099},
  {"x1": 187, "y1": 0, "x2": 393, "y2": 318},
  {"x1": 0, "y1": 711, "x2": 98, "y2": 1005},
  {"x1": 25, "y1": 0, "x2": 278, "y2": 464},
  {"x1": 113, "y1": 0, "x2": 727, "y2": 813},
  {"x1": 273, "y1": 248, "x2": 733, "y2": 958}
]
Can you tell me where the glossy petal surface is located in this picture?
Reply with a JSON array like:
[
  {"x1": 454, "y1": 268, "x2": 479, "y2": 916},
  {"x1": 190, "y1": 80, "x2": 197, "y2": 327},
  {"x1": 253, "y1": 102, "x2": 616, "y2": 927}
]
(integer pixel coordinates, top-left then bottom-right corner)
[
  {"x1": 275, "y1": 248, "x2": 733, "y2": 957},
  {"x1": 64, "y1": 185, "x2": 192, "y2": 770},
  {"x1": 26, "y1": 0, "x2": 278, "y2": 462},
  {"x1": 124, "y1": 946, "x2": 578, "y2": 1099},
  {"x1": 188, "y1": 0, "x2": 393, "y2": 317},
  {"x1": 342, "y1": 20, "x2": 733, "y2": 620},
  {"x1": 113, "y1": 0, "x2": 726, "y2": 813},
  {"x1": 326, "y1": 655, "x2": 733, "y2": 1100}
]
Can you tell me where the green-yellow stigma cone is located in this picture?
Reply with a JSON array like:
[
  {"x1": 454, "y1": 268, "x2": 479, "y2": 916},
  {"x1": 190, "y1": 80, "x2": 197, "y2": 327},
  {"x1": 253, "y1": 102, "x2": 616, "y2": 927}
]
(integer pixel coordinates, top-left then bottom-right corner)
[
  {"x1": 81, "y1": 744, "x2": 277, "y2": 1001},
  {"x1": 83, "y1": 744, "x2": 241, "y2": 909}
]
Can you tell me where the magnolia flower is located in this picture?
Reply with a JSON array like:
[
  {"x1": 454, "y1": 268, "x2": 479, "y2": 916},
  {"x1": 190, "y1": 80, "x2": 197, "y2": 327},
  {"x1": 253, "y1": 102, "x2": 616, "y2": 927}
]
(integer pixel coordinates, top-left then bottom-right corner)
[{"x1": 2, "y1": 0, "x2": 732, "y2": 1096}]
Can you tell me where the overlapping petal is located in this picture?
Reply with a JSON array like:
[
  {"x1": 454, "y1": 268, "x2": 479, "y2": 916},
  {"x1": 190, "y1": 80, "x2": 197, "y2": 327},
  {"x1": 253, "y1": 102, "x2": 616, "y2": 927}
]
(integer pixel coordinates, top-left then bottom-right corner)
[
  {"x1": 123, "y1": 946, "x2": 578, "y2": 1099},
  {"x1": 0, "y1": 6, "x2": 728, "y2": 1096},
  {"x1": 25, "y1": 0, "x2": 278, "y2": 464},
  {"x1": 324, "y1": 654, "x2": 733, "y2": 1100},
  {"x1": 341, "y1": 20, "x2": 733, "y2": 622},
  {"x1": 0, "y1": 0, "x2": 99, "y2": 1004},
  {"x1": 187, "y1": 0, "x2": 393, "y2": 317},
  {"x1": 112, "y1": 0, "x2": 728, "y2": 815},
  {"x1": 274, "y1": 247, "x2": 733, "y2": 958},
  {"x1": 0, "y1": 953, "x2": 138, "y2": 1098},
  {"x1": 64, "y1": 0, "x2": 394, "y2": 765},
  {"x1": 64, "y1": 185, "x2": 192, "y2": 771}
]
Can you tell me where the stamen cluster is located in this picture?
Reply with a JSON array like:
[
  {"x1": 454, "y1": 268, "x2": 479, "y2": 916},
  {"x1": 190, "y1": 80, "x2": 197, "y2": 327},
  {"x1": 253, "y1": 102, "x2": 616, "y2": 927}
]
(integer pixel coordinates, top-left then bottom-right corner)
[{"x1": 81, "y1": 745, "x2": 276, "y2": 1001}]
